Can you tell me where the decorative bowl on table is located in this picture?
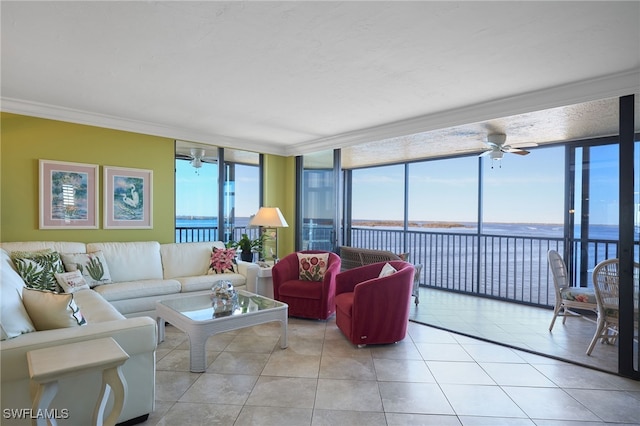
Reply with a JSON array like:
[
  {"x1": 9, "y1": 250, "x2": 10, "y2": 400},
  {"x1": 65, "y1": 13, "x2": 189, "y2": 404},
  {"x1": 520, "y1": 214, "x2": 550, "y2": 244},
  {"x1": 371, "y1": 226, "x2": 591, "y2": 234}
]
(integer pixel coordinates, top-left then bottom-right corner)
[{"x1": 211, "y1": 280, "x2": 238, "y2": 317}]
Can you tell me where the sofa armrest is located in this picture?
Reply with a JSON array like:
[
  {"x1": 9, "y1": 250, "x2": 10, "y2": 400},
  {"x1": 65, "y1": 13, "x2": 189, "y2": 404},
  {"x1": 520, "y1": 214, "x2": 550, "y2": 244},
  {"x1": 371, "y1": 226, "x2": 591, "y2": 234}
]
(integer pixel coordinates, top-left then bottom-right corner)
[
  {"x1": 0, "y1": 317, "x2": 157, "y2": 382},
  {"x1": 237, "y1": 260, "x2": 259, "y2": 291}
]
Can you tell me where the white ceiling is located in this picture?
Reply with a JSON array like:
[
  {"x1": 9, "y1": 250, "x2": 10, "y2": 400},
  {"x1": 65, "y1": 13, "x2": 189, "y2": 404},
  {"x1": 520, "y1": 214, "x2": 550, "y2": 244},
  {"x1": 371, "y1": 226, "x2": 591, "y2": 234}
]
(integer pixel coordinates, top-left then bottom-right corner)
[{"x1": 2, "y1": 1, "x2": 639, "y2": 161}]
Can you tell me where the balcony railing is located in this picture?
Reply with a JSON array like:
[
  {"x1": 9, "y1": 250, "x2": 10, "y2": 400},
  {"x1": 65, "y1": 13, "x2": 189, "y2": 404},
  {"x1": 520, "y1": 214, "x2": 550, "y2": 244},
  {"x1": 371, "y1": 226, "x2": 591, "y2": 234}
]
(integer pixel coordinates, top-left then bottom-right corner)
[{"x1": 176, "y1": 223, "x2": 625, "y2": 308}]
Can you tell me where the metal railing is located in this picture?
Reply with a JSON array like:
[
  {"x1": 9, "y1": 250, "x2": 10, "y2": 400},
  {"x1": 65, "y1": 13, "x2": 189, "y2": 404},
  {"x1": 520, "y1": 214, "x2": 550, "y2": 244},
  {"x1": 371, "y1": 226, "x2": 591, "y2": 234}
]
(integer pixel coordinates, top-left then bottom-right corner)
[
  {"x1": 176, "y1": 223, "x2": 625, "y2": 308},
  {"x1": 350, "y1": 226, "x2": 624, "y2": 308}
]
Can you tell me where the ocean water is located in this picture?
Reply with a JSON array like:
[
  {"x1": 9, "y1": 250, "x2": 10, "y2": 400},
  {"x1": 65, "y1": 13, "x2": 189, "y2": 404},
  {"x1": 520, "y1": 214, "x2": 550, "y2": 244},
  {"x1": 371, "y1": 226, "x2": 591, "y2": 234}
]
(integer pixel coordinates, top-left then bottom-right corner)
[{"x1": 176, "y1": 219, "x2": 623, "y2": 240}]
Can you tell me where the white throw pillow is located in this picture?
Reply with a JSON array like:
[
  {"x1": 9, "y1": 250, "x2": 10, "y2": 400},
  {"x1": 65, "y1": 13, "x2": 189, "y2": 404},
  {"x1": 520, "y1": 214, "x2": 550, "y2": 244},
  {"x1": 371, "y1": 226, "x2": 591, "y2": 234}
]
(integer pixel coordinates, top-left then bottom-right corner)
[
  {"x1": 61, "y1": 251, "x2": 112, "y2": 288},
  {"x1": 55, "y1": 270, "x2": 91, "y2": 293},
  {"x1": 22, "y1": 288, "x2": 87, "y2": 330},
  {"x1": 378, "y1": 262, "x2": 397, "y2": 278}
]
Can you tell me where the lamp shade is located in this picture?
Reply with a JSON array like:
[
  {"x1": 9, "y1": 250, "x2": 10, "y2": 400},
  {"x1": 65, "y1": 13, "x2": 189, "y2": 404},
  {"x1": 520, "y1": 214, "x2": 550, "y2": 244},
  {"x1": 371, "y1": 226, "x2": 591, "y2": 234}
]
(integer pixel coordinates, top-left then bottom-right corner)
[{"x1": 248, "y1": 207, "x2": 289, "y2": 228}]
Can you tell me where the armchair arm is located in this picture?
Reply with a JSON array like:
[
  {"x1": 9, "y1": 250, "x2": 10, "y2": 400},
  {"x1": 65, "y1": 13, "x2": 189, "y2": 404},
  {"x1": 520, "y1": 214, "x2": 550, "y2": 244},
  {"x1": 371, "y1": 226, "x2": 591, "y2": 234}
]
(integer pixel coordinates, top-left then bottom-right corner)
[
  {"x1": 351, "y1": 264, "x2": 414, "y2": 331},
  {"x1": 336, "y1": 264, "x2": 382, "y2": 295}
]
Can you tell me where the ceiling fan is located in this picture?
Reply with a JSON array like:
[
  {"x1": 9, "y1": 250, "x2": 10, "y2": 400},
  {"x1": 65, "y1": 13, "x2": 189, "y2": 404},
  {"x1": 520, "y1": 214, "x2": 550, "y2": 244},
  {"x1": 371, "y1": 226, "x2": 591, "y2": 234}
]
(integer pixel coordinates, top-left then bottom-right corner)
[
  {"x1": 479, "y1": 133, "x2": 537, "y2": 167},
  {"x1": 175, "y1": 148, "x2": 217, "y2": 169}
]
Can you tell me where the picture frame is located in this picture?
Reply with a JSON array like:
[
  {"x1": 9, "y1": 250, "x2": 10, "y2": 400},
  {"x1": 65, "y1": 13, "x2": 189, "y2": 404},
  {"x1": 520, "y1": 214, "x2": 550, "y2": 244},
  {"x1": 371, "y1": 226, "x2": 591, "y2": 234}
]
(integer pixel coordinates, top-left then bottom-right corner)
[
  {"x1": 39, "y1": 160, "x2": 99, "y2": 229},
  {"x1": 103, "y1": 166, "x2": 153, "y2": 229}
]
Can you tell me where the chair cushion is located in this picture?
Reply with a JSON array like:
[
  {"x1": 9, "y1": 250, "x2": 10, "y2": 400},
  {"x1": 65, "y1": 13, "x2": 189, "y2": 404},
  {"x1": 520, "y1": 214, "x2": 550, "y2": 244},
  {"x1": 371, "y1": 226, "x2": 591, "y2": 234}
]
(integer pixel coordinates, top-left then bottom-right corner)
[
  {"x1": 560, "y1": 287, "x2": 596, "y2": 304},
  {"x1": 279, "y1": 280, "x2": 323, "y2": 299},
  {"x1": 297, "y1": 253, "x2": 329, "y2": 281},
  {"x1": 335, "y1": 292, "x2": 354, "y2": 317}
]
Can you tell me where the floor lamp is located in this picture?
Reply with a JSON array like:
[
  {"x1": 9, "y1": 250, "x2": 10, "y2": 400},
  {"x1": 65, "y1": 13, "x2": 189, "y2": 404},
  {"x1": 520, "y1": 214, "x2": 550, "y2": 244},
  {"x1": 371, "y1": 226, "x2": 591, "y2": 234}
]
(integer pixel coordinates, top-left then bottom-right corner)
[{"x1": 248, "y1": 207, "x2": 289, "y2": 262}]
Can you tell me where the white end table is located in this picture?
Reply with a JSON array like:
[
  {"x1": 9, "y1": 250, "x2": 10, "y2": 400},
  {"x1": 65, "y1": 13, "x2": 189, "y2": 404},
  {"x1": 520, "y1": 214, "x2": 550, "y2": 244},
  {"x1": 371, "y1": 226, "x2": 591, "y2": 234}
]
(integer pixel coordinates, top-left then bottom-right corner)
[
  {"x1": 26, "y1": 337, "x2": 129, "y2": 426},
  {"x1": 256, "y1": 264, "x2": 274, "y2": 298}
]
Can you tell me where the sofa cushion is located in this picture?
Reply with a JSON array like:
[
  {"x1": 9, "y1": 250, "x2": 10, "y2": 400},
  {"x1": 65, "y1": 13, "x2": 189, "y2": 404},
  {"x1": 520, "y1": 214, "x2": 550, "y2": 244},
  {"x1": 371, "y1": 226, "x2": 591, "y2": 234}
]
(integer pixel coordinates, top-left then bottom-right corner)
[
  {"x1": 11, "y1": 249, "x2": 64, "y2": 292},
  {"x1": 55, "y1": 270, "x2": 91, "y2": 293},
  {"x1": 87, "y1": 241, "x2": 163, "y2": 282},
  {"x1": 0, "y1": 250, "x2": 35, "y2": 340},
  {"x1": 297, "y1": 253, "x2": 329, "y2": 282},
  {"x1": 22, "y1": 288, "x2": 87, "y2": 330},
  {"x1": 178, "y1": 274, "x2": 246, "y2": 293},
  {"x1": 73, "y1": 289, "x2": 125, "y2": 322},
  {"x1": 160, "y1": 241, "x2": 227, "y2": 279},
  {"x1": 0, "y1": 241, "x2": 87, "y2": 256},
  {"x1": 60, "y1": 251, "x2": 112, "y2": 287},
  {"x1": 93, "y1": 279, "x2": 181, "y2": 302}
]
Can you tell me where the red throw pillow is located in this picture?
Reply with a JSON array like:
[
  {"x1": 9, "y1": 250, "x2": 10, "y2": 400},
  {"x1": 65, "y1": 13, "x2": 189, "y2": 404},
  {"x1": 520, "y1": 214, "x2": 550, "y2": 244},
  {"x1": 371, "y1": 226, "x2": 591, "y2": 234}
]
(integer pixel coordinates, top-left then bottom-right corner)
[{"x1": 208, "y1": 247, "x2": 238, "y2": 275}]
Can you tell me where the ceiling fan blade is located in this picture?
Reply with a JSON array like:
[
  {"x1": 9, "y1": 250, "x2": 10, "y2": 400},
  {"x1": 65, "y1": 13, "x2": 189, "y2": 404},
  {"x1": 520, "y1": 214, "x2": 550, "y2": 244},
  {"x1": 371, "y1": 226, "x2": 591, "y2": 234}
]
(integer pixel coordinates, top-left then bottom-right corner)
[
  {"x1": 479, "y1": 150, "x2": 493, "y2": 157},
  {"x1": 176, "y1": 153, "x2": 194, "y2": 160},
  {"x1": 508, "y1": 148, "x2": 530, "y2": 156}
]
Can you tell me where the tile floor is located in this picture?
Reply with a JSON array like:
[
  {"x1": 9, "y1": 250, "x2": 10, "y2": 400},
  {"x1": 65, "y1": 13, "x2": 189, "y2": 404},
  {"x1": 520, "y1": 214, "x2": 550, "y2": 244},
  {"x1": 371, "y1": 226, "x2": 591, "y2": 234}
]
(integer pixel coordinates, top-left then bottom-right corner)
[
  {"x1": 144, "y1": 289, "x2": 640, "y2": 425},
  {"x1": 409, "y1": 288, "x2": 624, "y2": 373}
]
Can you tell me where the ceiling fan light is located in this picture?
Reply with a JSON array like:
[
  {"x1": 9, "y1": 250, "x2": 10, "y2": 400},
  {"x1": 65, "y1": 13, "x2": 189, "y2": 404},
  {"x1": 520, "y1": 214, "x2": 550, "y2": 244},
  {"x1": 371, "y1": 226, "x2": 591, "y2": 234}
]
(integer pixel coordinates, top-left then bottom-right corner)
[
  {"x1": 489, "y1": 151, "x2": 503, "y2": 160},
  {"x1": 191, "y1": 158, "x2": 202, "y2": 168}
]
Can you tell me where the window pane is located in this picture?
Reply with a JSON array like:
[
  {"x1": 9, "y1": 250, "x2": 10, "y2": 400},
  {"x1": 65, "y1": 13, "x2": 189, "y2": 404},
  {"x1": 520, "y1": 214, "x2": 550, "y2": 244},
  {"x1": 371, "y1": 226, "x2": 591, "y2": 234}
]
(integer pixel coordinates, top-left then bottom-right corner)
[
  {"x1": 483, "y1": 145, "x2": 564, "y2": 235},
  {"x1": 301, "y1": 150, "x2": 335, "y2": 251},
  {"x1": 408, "y1": 157, "x2": 478, "y2": 232},
  {"x1": 175, "y1": 159, "x2": 218, "y2": 241}
]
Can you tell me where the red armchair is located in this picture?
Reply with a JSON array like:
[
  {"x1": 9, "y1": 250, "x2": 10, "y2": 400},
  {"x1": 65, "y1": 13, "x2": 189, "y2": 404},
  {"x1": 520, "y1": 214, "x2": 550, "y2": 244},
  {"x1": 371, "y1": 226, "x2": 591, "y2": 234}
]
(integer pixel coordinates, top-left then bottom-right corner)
[
  {"x1": 335, "y1": 261, "x2": 415, "y2": 346},
  {"x1": 272, "y1": 250, "x2": 341, "y2": 320}
]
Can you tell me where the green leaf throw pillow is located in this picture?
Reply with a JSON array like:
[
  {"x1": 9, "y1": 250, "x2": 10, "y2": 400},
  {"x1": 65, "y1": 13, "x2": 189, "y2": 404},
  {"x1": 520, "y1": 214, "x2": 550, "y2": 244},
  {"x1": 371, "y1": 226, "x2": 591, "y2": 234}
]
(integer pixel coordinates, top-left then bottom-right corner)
[
  {"x1": 60, "y1": 251, "x2": 112, "y2": 288},
  {"x1": 11, "y1": 249, "x2": 64, "y2": 292}
]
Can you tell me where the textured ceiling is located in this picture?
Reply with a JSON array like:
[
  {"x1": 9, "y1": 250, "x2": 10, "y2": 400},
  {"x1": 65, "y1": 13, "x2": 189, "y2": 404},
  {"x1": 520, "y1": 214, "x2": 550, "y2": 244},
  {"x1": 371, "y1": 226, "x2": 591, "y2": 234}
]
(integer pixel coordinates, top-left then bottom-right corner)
[{"x1": 2, "y1": 1, "x2": 639, "y2": 161}]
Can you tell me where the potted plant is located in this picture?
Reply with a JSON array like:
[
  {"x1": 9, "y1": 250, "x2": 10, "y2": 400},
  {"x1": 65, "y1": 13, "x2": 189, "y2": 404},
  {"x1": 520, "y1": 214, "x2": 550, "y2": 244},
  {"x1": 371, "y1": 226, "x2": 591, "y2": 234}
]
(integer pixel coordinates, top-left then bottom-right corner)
[{"x1": 227, "y1": 233, "x2": 265, "y2": 262}]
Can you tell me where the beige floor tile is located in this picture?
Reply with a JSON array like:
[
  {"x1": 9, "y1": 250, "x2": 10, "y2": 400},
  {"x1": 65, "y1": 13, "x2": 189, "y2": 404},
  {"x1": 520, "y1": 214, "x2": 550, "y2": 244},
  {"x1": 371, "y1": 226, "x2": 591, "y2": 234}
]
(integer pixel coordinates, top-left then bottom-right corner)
[
  {"x1": 262, "y1": 351, "x2": 321, "y2": 378},
  {"x1": 426, "y1": 361, "x2": 495, "y2": 385},
  {"x1": 373, "y1": 358, "x2": 435, "y2": 383},
  {"x1": 439, "y1": 384, "x2": 527, "y2": 418},
  {"x1": 319, "y1": 355, "x2": 376, "y2": 380},
  {"x1": 379, "y1": 382, "x2": 454, "y2": 415},
  {"x1": 179, "y1": 373, "x2": 258, "y2": 405},
  {"x1": 235, "y1": 406, "x2": 313, "y2": 426},
  {"x1": 479, "y1": 362, "x2": 557, "y2": 387},
  {"x1": 245, "y1": 376, "x2": 318, "y2": 409},
  {"x1": 207, "y1": 351, "x2": 270, "y2": 375},
  {"x1": 315, "y1": 378, "x2": 382, "y2": 412},
  {"x1": 312, "y1": 409, "x2": 387, "y2": 425},
  {"x1": 385, "y1": 412, "x2": 463, "y2": 425},
  {"x1": 502, "y1": 386, "x2": 602, "y2": 422},
  {"x1": 155, "y1": 370, "x2": 201, "y2": 402},
  {"x1": 156, "y1": 401, "x2": 241, "y2": 426}
]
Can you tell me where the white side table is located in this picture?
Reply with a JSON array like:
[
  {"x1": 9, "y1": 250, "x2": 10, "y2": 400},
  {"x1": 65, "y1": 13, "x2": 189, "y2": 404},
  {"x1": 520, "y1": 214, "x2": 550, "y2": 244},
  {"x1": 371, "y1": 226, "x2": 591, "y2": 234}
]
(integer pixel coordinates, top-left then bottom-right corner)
[
  {"x1": 256, "y1": 264, "x2": 274, "y2": 298},
  {"x1": 26, "y1": 337, "x2": 129, "y2": 426}
]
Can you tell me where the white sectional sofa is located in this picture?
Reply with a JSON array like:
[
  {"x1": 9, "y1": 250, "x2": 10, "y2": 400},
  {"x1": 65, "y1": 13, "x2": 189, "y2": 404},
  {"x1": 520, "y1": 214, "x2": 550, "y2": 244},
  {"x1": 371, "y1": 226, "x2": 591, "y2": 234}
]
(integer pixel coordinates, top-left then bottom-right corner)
[{"x1": 0, "y1": 240, "x2": 259, "y2": 425}]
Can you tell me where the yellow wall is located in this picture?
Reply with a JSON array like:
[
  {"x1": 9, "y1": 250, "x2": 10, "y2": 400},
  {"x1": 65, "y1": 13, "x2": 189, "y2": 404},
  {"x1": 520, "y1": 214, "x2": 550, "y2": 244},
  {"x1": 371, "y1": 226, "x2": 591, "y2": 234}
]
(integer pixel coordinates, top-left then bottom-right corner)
[
  {"x1": 0, "y1": 113, "x2": 296, "y2": 249},
  {"x1": 1, "y1": 113, "x2": 176, "y2": 243},
  {"x1": 262, "y1": 154, "x2": 296, "y2": 257}
]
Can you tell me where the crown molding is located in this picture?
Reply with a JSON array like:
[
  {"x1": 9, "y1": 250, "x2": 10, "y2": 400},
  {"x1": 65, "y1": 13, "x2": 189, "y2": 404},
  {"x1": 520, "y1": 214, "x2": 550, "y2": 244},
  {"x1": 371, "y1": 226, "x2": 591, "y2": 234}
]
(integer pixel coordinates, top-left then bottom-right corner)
[
  {"x1": 3, "y1": 69, "x2": 638, "y2": 158},
  {"x1": 286, "y1": 69, "x2": 640, "y2": 156},
  {"x1": 0, "y1": 98, "x2": 289, "y2": 156}
]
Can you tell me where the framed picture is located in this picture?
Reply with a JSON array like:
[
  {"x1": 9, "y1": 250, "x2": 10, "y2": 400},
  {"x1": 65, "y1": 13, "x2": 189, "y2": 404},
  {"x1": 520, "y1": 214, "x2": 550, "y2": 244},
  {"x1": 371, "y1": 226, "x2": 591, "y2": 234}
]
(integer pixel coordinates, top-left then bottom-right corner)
[
  {"x1": 39, "y1": 160, "x2": 99, "y2": 229},
  {"x1": 103, "y1": 166, "x2": 153, "y2": 229}
]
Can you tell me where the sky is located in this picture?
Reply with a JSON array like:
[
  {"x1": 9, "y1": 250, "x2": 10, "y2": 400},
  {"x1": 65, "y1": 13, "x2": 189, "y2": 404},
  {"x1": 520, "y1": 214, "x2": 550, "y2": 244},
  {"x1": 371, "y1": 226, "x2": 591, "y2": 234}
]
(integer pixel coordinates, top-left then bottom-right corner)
[{"x1": 176, "y1": 143, "x2": 628, "y2": 225}]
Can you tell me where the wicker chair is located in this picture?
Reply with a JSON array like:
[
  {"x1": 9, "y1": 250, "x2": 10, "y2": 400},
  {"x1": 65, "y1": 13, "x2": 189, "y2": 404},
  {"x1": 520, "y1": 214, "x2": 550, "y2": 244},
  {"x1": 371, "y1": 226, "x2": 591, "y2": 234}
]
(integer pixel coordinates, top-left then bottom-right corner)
[
  {"x1": 586, "y1": 258, "x2": 639, "y2": 355},
  {"x1": 547, "y1": 250, "x2": 597, "y2": 331}
]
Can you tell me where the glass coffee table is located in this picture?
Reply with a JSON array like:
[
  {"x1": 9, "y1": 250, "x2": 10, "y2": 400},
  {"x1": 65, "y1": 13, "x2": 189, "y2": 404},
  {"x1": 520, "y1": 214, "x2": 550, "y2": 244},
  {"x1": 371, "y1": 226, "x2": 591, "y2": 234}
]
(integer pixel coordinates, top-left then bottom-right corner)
[{"x1": 156, "y1": 290, "x2": 288, "y2": 372}]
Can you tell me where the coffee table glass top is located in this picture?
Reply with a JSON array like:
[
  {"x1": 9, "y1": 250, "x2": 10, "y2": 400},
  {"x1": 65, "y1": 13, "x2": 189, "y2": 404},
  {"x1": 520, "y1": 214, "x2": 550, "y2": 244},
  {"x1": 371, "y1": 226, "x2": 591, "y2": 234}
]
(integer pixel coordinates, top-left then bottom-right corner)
[{"x1": 159, "y1": 290, "x2": 286, "y2": 322}]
